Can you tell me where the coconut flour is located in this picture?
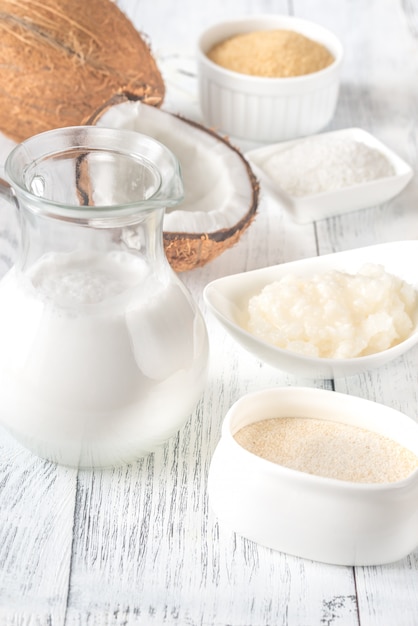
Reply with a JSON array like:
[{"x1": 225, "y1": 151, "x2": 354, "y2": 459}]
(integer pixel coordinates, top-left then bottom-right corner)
[
  {"x1": 207, "y1": 29, "x2": 334, "y2": 78},
  {"x1": 260, "y1": 134, "x2": 396, "y2": 197},
  {"x1": 234, "y1": 417, "x2": 418, "y2": 483}
]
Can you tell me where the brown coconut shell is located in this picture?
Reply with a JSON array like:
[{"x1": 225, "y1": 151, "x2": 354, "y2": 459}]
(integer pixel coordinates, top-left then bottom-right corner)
[
  {"x1": 86, "y1": 96, "x2": 260, "y2": 273},
  {"x1": 0, "y1": 0, "x2": 164, "y2": 142}
]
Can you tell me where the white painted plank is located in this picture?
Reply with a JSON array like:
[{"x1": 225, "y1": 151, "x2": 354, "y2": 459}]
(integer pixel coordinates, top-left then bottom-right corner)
[
  {"x1": 0, "y1": 428, "x2": 76, "y2": 626},
  {"x1": 355, "y1": 553, "x2": 418, "y2": 626}
]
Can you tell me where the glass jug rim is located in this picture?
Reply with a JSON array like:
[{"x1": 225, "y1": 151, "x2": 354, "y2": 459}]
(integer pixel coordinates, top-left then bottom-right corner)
[{"x1": 4, "y1": 125, "x2": 184, "y2": 222}]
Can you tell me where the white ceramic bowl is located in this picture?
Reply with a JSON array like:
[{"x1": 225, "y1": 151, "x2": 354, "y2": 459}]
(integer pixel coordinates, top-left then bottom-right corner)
[
  {"x1": 203, "y1": 241, "x2": 418, "y2": 379},
  {"x1": 197, "y1": 15, "x2": 343, "y2": 142},
  {"x1": 246, "y1": 127, "x2": 414, "y2": 223},
  {"x1": 208, "y1": 386, "x2": 418, "y2": 565}
]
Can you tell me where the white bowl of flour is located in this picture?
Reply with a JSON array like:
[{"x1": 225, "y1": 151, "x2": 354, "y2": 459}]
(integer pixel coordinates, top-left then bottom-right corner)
[
  {"x1": 208, "y1": 386, "x2": 418, "y2": 565},
  {"x1": 246, "y1": 127, "x2": 413, "y2": 222}
]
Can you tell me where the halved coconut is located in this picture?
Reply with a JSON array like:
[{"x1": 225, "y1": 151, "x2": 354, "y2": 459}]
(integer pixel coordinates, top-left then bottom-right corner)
[
  {"x1": 0, "y1": 0, "x2": 164, "y2": 141},
  {"x1": 88, "y1": 99, "x2": 259, "y2": 272}
]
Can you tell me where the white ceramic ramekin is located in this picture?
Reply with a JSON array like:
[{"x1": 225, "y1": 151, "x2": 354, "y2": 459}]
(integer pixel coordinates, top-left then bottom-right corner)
[
  {"x1": 208, "y1": 387, "x2": 418, "y2": 566},
  {"x1": 197, "y1": 15, "x2": 343, "y2": 142}
]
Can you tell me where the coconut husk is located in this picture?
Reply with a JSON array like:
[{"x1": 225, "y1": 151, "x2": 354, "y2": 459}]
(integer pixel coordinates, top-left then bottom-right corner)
[
  {"x1": 163, "y1": 215, "x2": 258, "y2": 272},
  {"x1": 0, "y1": 0, "x2": 164, "y2": 142}
]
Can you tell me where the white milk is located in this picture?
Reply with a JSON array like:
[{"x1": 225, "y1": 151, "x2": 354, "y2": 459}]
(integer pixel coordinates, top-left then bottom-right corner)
[{"x1": 0, "y1": 250, "x2": 208, "y2": 466}]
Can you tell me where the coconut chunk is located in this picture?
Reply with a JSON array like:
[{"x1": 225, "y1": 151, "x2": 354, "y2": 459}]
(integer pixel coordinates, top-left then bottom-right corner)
[{"x1": 90, "y1": 99, "x2": 259, "y2": 271}]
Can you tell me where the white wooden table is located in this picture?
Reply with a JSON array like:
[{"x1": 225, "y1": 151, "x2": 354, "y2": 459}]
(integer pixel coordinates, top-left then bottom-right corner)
[{"x1": 1, "y1": 1, "x2": 418, "y2": 624}]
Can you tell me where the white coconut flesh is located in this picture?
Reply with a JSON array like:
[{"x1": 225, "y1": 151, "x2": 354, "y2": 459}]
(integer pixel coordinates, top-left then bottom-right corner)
[{"x1": 92, "y1": 100, "x2": 259, "y2": 271}]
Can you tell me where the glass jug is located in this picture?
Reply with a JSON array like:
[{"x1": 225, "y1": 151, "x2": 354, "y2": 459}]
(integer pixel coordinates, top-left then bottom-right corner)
[{"x1": 0, "y1": 126, "x2": 209, "y2": 468}]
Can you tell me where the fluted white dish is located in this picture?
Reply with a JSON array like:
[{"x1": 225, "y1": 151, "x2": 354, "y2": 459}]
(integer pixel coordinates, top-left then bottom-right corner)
[
  {"x1": 246, "y1": 128, "x2": 413, "y2": 223},
  {"x1": 197, "y1": 15, "x2": 343, "y2": 142},
  {"x1": 208, "y1": 386, "x2": 418, "y2": 566},
  {"x1": 203, "y1": 241, "x2": 418, "y2": 379}
]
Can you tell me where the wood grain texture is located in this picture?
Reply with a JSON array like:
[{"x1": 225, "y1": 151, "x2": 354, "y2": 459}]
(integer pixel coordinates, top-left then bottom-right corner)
[
  {"x1": 0, "y1": 429, "x2": 77, "y2": 626},
  {"x1": 0, "y1": 0, "x2": 417, "y2": 624}
]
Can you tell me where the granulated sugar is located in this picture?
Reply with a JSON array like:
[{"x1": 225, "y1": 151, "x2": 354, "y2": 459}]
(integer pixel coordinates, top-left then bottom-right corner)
[
  {"x1": 207, "y1": 30, "x2": 334, "y2": 78},
  {"x1": 234, "y1": 417, "x2": 418, "y2": 483},
  {"x1": 261, "y1": 135, "x2": 396, "y2": 196}
]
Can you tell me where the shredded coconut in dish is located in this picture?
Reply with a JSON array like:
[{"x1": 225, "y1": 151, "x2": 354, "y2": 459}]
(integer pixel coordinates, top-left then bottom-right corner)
[
  {"x1": 247, "y1": 264, "x2": 417, "y2": 359},
  {"x1": 262, "y1": 135, "x2": 396, "y2": 197}
]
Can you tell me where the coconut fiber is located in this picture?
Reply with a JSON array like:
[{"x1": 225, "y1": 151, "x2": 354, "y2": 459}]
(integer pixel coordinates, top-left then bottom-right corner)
[{"x1": 0, "y1": 0, "x2": 165, "y2": 141}]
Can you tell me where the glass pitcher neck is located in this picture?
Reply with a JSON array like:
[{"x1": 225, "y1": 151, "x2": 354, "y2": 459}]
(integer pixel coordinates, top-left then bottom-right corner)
[
  {"x1": 16, "y1": 202, "x2": 168, "y2": 274},
  {"x1": 5, "y1": 126, "x2": 184, "y2": 225},
  {"x1": 4, "y1": 125, "x2": 184, "y2": 275}
]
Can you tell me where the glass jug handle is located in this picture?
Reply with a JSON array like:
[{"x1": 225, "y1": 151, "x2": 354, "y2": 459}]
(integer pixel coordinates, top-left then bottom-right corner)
[
  {"x1": 0, "y1": 175, "x2": 17, "y2": 206},
  {"x1": 0, "y1": 175, "x2": 10, "y2": 193},
  {"x1": 0, "y1": 176, "x2": 19, "y2": 274}
]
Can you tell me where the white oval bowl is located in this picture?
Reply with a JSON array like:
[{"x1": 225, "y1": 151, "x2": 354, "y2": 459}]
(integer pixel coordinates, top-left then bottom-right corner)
[
  {"x1": 208, "y1": 386, "x2": 418, "y2": 566},
  {"x1": 203, "y1": 241, "x2": 418, "y2": 379},
  {"x1": 197, "y1": 15, "x2": 343, "y2": 142}
]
